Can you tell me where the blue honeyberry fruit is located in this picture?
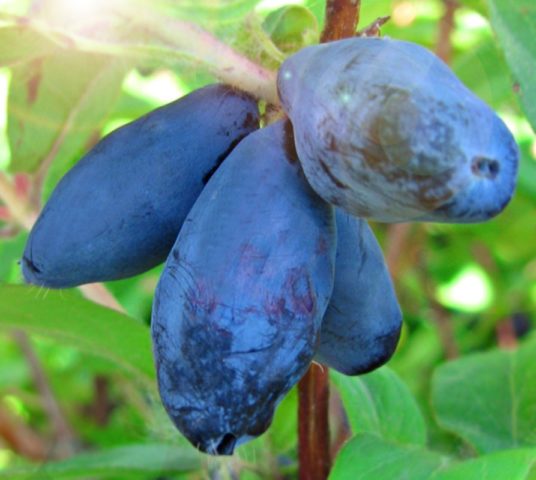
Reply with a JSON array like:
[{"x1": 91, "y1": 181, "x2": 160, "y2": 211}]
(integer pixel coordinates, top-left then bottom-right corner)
[
  {"x1": 277, "y1": 37, "x2": 519, "y2": 223},
  {"x1": 151, "y1": 120, "x2": 336, "y2": 455},
  {"x1": 21, "y1": 84, "x2": 259, "y2": 288},
  {"x1": 315, "y1": 209, "x2": 402, "y2": 375}
]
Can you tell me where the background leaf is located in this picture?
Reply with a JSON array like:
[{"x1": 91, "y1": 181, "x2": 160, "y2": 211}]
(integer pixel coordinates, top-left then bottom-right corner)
[
  {"x1": 0, "y1": 284, "x2": 154, "y2": 384},
  {"x1": 0, "y1": 443, "x2": 201, "y2": 479},
  {"x1": 331, "y1": 367, "x2": 427, "y2": 446},
  {"x1": 453, "y1": 37, "x2": 513, "y2": 108},
  {"x1": 329, "y1": 433, "x2": 448, "y2": 480},
  {"x1": 0, "y1": 25, "x2": 58, "y2": 67},
  {"x1": 8, "y1": 51, "x2": 127, "y2": 173},
  {"x1": 156, "y1": 0, "x2": 265, "y2": 25},
  {"x1": 0, "y1": 233, "x2": 26, "y2": 281},
  {"x1": 432, "y1": 337, "x2": 536, "y2": 453},
  {"x1": 487, "y1": 0, "x2": 536, "y2": 130},
  {"x1": 431, "y1": 448, "x2": 536, "y2": 480},
  {"x1": 263, "y1": 5, "x2": 319, "y2": 55}
]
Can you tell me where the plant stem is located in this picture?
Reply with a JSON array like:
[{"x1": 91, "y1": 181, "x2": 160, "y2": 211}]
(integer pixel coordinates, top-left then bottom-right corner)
[
  {"x1": 385, "y1": 223, "x2": 414, "y2": 282},
  {"x1": 298, "y1": 363, "x2": 331, "y2": 480},
  {"x1": 297, "y1": 2, "x2": 362, "y2": 478},
  {"x1": 321, "y1": 0, "x2": 361, "y2": 42},
  {"x1": 12, "y1": 329, "x2": 77, "y2": 458},
  {"x1": 139, "y1": 9, "x2": 279, "y2": 103},
  {"x1": 10, "y1": 3, "x2": 279, "y2": 104},
  {"x1": 0, "y1": 401, "x2": 48, "y2": 460},
  {"x1": 436, "y1": 0, "x2": 458, "y2": 63},
  {"x1": 417, "y1": 252, "x2": 459, "y2": 360}
]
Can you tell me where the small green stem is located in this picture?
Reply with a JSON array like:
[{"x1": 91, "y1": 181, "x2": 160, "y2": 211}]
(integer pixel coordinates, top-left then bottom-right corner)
[
  {"x1": 151, "y1": 12, "x2": 279, "y2": 103},
  {"x1": 20, "y1": 7, "x2": 279, "y2": 104}
]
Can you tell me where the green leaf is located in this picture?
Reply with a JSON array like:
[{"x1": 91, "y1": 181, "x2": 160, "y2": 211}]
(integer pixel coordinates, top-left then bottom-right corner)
[
  {"x1": 0, "y1": 443, "x2": 201, "y2": 479},
  {"x1": 0, "y1": 233, "x2": 26, "y2": 281},
  {"x1": 432, "y1": 338, "x2": 536, "y2": 453},
  {"x1": 158, "y1": 0, "x2": 264, "y2": 25},
  {"x1": 268, "y1": 384, "x2": 297, "y2": 453},
  {"x1": 8, "y1": 51, "x2": 127, "y2": 173},
  {"x1": 487, "y1": 0, "x2": 536, "y2": 130},
  {"x1": 240, "y1": 471, "x2": 264, "y2": 480},
  {"x1": 458, "y1": 0, "x2": 488, "y2": 16},
  {"x1": 0, "y1": 25, "x2": 58, "y2": 67},
  {"x1": 331, "y1": 367, "x2": 427, "y2": 446},
  {"x1": 0, "y1": 284, "x2": 155, "y2": 385},
  {"x1": 329, "y1": 433, "x2": 449, "y2": 480},
  {"x1": 431, "y1": 448, "x2": 536, "y2": 480},
  {"x1": 453, "y1": 37, "x2": 514, "y2": 108},
  {"x1": 518, "y1": 139, "x2": 536, "y2": 201},
  {"x1": 263, "y1": 5, "x2": 319, "y2": 55},
  {"x1": 302, "y1": 0, "x2": 326, "y2": 27}
]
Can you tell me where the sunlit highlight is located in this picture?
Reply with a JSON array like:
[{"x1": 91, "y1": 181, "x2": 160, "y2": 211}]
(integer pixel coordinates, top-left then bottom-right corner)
[
  {"x1": 123, "y1": 69, "x2": 187, "y2": 106},
  {"x1": 3, "y1": 395, "x2": 29, "y2": 420},
  {"x1": 0, "y1": 69, "x2": 10, "y2": 169},
  {"x1": 458, "y1": 10, "x2": 489, "y2": 30},
  {"x1": 500, "y1": 111, "x2": 534, "y2": 143},
  {"x1": 104, "y1": 67, "x2": 189, "y2": 135},
  {"x1": 392, "y1": 1, "x2": 417, "y2": 27},
  {"x1": 531, "y1": 284, "x2": 536, "y2": 308},
  {"x1": 0, "y1": 450, "x2": 12, "y2": 470},
  {"x1": 51, "y1": 0, "x2": 109, "y2": 22},
  {"x1": 452, "y1": 10, "x2": 492, "y2": 49},
  {"x1": 257, "y1": 0, "x2": 304, "y2": 12},
  {"x1": 437, "y1": 264, "x2": 494, "y2": 313}
]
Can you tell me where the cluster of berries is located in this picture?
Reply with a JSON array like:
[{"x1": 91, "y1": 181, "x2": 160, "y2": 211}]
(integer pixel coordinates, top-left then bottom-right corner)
[{"x1": 22, "y1": 37, "x2": 518, "y2": 455}]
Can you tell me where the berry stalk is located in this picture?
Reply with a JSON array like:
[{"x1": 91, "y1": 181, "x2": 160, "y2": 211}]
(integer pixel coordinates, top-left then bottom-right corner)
[
  {"x1": 12, "y1": 6, "x2": 278, "y2": 105},
  {"x1": 321, "y1": 0, "x2": 361, "y2": 42},
  {"x1": 298, "y1": 1, "x2": 362, "y2": 478},
  {"x1": 298, "y1": 364, "x2": 331, "y2": 480}
]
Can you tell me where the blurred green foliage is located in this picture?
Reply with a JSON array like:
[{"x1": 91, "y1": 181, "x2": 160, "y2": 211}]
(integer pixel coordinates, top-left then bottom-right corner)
[{"x1": 0, "y1": 0, "x2": 535, "y2": 478}]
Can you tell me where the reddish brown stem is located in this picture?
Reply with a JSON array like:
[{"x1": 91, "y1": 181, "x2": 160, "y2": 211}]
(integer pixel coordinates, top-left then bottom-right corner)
[
  {"x1": 436, "y1": 0, "x2": 458, "y2": 63},
  {"x1": 321, "y1": 0, "x2": 361, "y2": 42},
  {"x1": 82, "y1": 376, "x2": 116, "y2": 426},
  {"x1": 357, "y1": 16, "x2": 391, "y2": 37},
  {"x1": 496, "y1": 318, "x2": 518, "y2": 350},
  {"x1": 416, "y1": 255, "x2": 459, "y2": 360},
  {"x1": 297, "y1": 2, "x2": 362, "y2": 478},
  {"x1": 13, "y1": 330, "x2": 77, "y2": 458},
  {"x1": 298, "y1": 363, "x2": 331, "y2": 480},
  {"x1": 0, "y1": 402, "x2": 48, "y2": 461},
  {"x1": 384, "y1": 223, "x2": 414, "y2": 282}
]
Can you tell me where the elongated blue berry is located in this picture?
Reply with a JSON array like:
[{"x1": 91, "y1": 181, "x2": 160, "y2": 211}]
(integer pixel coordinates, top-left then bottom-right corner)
[
  {"x1": 22, "y1": 84, "x2": 259, "y2": 287},
  {"x1": 278, "y1": 37, "x2": 518, "y2": 223},
  {"x1": 152, "y1": 120, "x2": 336, "y2": 455}
]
